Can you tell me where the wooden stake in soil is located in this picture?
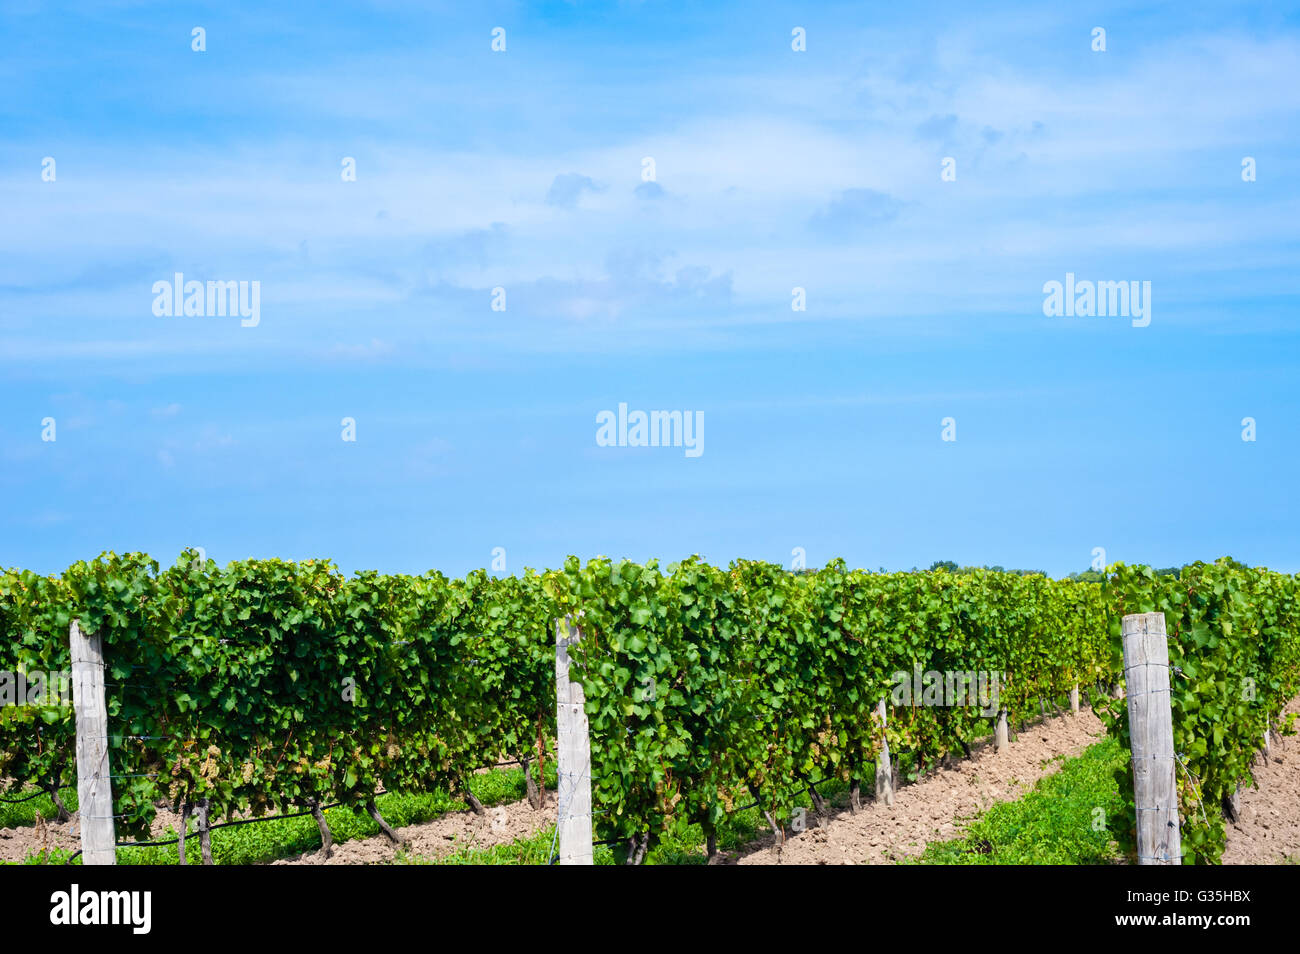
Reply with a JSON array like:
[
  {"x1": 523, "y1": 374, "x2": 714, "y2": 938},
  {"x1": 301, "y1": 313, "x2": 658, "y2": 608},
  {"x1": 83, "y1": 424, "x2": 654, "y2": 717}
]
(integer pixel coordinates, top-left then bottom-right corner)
[
  {"x1": 196, "y1": 798, "x2": 214, "y2": 865},
  {"x1": 874, "y1": 699, "x2": 894, "y2": 807},
  {"x1": 366, "y1": 798, "x2": 402, "y2": 844},
  {"x1": 523, "y1": 757, "x2": 541, "y2": 810},
  {"x1": 45, "y1": 773, "x2": 71, "y2": 824},
  {"x1": 1070, "y1": 685, "x2": 1080, "y2": 713},
  {"x1": 995, "y1": 709, "x2": 1009, "y2": 752},
  {"x1": 535, "y1": 712, "x2": 547, "y2": 809},
  {"x1": 1223, "y1": 786, "x2": 1241, "y2": 824},
  {"x1": 310, "y1": 799, "x2": 333, "y2": 859},
  {"x1": 70, "y1": 620, "x2": 116, "y2": 865},
  {"x1": 51, "y1": 790, "x2": 72, "y2": 823},
  {"x1": 1121, "y1": 612, "x2": 1181, "y2": 865},
  {"x1": 555, "y1": 616, "x2": 593, "y2": 865},
  {"x1": 459, "y1": 784, "x2": 486, "y2": 815},
  {"x1": 178, "y1": 802, "x2": 190, "y2": 865},
  {"x1": 804, "y1": 775, "x2": 828, "y2": 825},
  {"x1": 704, "y1": 824, "x2": 720, "y2": 864},
  {"x1": 848, "y1": 756, "x2": 862, "y2": 814}
]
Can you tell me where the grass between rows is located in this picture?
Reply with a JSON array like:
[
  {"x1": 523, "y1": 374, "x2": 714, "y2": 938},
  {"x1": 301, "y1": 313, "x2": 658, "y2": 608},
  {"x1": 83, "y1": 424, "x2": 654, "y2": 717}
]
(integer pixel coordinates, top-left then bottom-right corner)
[
  {"x1": 910, "y1": 736, "x2": 1127, "y2": 865},
  {"x1": 0, "y1": 786, "x2": 78, "y2": 830}
]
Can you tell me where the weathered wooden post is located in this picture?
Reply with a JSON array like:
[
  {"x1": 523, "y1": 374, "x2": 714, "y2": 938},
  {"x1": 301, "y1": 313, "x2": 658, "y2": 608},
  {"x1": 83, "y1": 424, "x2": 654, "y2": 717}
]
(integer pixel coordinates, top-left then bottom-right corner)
[
  {"x1": 70, "y1": 620, "x2": 116, "y2": 865},
  {"x1": 1122, "y1": 612, "x2": 1181, "y2": 865},
  {"x1": 1224, "y1": 786, "x2": 1241, "y2": 823},
  {"x1": 1069, "y1": 684, "x2": 1080, "y2": 713},
  {"x1": 995, "y1": 709, "x2": 1009, "y2": 751},
  {"x1": 196, "y1": 798, "x2": 214, "y2": 864},
  {"x1": 874, "y1": 699, "x2": 894, "y2": 807},
  {"x1": 178, "y1": 803, "x2": 190, "y2": 864},
  {"x1": 555, "y1": 616, "x2": 593, "y2": 864}
]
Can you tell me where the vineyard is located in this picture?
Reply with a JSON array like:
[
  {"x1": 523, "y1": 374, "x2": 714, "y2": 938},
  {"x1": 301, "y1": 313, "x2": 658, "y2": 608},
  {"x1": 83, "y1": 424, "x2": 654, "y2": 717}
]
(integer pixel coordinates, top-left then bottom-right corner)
[{"x1": 1, "y1": 552, "x2": 1297, "y2": 864}]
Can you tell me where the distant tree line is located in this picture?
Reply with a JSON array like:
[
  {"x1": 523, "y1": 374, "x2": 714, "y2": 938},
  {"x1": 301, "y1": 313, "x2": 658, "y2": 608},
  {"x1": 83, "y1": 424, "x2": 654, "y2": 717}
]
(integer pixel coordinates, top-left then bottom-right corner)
[
  {"x1": 787, "y1": 557, "x2": 1255, "y2": 581},
  {"x1": 925, "y1": 560, "x2": 1046, "y2": 577}
]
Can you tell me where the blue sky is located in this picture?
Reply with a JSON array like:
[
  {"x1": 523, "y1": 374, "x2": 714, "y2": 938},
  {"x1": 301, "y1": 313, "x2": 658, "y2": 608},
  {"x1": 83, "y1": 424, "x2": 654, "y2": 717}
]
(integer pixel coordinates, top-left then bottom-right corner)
[{"x1": 2, "y1": 1, "x2": 1298, "y2": 578}]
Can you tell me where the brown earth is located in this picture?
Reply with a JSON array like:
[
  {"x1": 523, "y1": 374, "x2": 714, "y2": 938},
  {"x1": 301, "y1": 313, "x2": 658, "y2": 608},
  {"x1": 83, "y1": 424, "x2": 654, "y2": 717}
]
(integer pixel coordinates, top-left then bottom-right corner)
[
  {"x1": 0, "y1": 810, "x2": 79, "y2": 863},
  {"x1": 269, "y1": 793, "x2": 553, "y2": 865},
  {"x1": 1221, "y1": 696, "x2": 1300, "y2": 865},
  {"x1": 0, "y1": 793, "x2": 555, "y2": 865}
]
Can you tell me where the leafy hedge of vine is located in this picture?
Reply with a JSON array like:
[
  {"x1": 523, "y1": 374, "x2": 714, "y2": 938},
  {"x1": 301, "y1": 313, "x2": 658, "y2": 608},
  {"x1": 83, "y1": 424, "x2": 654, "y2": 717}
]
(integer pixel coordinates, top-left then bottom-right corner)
[
  {"x1": 1, "y1": 552, "x2": 1295, "y2": 864},
  {"x1": 1099, "y1": 560, "x2": 1300, "y2": 863},
  {"x1": 544, "y1": 556, "x2": 1114, "y2": 850},
  {"x1": 0, "y1": 552, "x2": 556, "y2": 839}
]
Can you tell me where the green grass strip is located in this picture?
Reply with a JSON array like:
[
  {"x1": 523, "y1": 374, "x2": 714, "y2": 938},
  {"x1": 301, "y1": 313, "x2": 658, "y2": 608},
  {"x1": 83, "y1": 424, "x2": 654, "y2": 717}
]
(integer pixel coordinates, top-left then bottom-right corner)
[
  {"x1": 0, "y1": 786, "x2": 78, "y2": 829},
  {"x1": 909, "y1": 735, "x2": 1127, "y2": 865}
]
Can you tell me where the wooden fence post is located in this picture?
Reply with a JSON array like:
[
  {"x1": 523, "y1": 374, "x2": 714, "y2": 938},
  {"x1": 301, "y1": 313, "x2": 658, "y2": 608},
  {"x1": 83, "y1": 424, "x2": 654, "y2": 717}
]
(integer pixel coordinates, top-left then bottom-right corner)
[
  {"x1": 178, "y1": 803, "x2": 190, "y2": 864},
  {"x1": 1122, "y1": 612, "x2": 1181, "y2": 865},
  {"x1": 1069, "y1": 685, "x2": 1080, "y2": 713},
  {"x1": 70, "y1": 620, "x2": 116, "y2": 865},
  {"x1": 555, "y1": 616, "x2": 593, "y2": 865},
  {"x1": 874, "y1": 699, "x2": 893, "y2": 806},
  {"x1": 1224, "y1": 786, "x2": 1241, "y2": 823},
  {"x1": 995, "y1": 709, "x2": 1009, "y2": 752},
  {"x1": 196, "y1": 798, "x2": 214, "y2": 865}
]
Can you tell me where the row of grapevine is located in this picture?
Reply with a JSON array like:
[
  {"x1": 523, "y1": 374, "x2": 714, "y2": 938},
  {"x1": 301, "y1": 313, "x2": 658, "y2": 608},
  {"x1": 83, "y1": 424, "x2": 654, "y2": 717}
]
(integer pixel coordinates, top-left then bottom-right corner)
[
  {"x1": 2, "y1": 552, "x2": 1296, "y2": 863},
  {"x1": 0, "y1": 552, "x2": 556, "y2": 840},
  {"x1": 543, "y1": 556, "x2": 1113, "y2": 855},
  {"x1": 1100, "y1": 561, "x2": 1300, "y2": 862}
]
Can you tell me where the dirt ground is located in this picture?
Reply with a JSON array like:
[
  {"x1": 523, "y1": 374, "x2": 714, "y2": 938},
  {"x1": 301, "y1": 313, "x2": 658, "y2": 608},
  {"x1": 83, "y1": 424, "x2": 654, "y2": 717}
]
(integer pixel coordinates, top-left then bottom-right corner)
[
  {"x1": 0, "y1": 792, "x2": 554, "y2": 865},
  {"x1": 270, "y1": 793, "x2": 554, "y2": 864},
  {"x1": 731, "y1": 707, "x2": 1108, "y2": 865},
  {"x1": 1221, "y1": 696, "x2": 1300, "y2": 865},
  {"x1": 0, "y1": 809, "x2": 80, "y2": 863}
]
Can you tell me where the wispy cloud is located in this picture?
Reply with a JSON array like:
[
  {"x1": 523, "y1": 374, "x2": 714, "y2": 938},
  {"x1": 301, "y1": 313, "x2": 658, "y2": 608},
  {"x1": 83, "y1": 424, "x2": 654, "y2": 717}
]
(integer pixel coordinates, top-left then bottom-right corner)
[
  {"x1": 546, "y1": 173, "x2": 603, "y2": 208},
  {"x1": 808, "y1": 189, "x2": 904, "y2": 237},
  {"x1": 1, "y1": 2, "x2": 1297, "y2": 578}
]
